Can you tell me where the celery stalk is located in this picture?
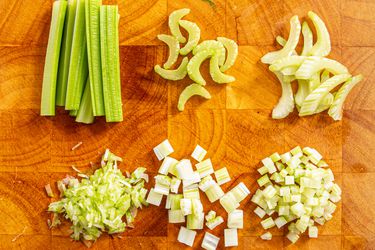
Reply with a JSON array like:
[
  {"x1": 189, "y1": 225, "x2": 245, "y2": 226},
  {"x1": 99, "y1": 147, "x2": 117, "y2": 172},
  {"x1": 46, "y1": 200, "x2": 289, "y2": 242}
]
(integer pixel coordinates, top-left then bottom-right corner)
[
  {"x1": 76, "y1": 78, "x2": 95, "y2": 124},
  {"x1": 56, "y1": 0, "x2": 77, "y2": 106},
  {"x1": 69, "y1": 110, "x2": 78, "y2": 116},
  {"x1": 86, "y1": 0, "x2": 105, "y2": 116},
  {"x1": 65, "y1": 0, "x2": 89, "y2": 110},
  {"x1": 40, "y1": 0, "x2": 67, "y2": 116},
  {"x1": 100, "y1": 5, "x2": 123, "y2": 122}
]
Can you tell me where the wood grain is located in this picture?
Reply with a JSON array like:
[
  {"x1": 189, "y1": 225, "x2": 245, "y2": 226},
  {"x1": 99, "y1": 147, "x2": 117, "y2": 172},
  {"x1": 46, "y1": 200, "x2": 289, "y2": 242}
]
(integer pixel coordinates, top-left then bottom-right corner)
[{"x1": 0, "y1": 0, "x2": 375, "y2": 249}]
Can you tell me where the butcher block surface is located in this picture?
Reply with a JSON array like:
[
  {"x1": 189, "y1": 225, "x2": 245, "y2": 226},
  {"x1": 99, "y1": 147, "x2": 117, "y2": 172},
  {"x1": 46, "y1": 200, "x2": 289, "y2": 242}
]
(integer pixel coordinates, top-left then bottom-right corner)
[{"x1": 0, "y1": 0, "x2": 374, "y2": 249}]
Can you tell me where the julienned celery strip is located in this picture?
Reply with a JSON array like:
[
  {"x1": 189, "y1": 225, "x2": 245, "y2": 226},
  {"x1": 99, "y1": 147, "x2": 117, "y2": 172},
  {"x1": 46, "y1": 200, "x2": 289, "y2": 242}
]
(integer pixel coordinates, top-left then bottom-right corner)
[
  {"x1": 56, "y1": 0, "x2": 77, "y2": 106},
  {"x1": 40, "y1": 1, "x2": 67, "y2": 116},
  {"x1": 100, "y1": 5, "x2": 123, "y2": 122},
  {"x1": 76, "y1": 78, "x2": 94, "y2": 124},
  {"x1": 65, "y1": 0, "x2": 88, "y2": 110},
  {"x1": 86, "y1": 0, "x2": 105, "y2": 116}
]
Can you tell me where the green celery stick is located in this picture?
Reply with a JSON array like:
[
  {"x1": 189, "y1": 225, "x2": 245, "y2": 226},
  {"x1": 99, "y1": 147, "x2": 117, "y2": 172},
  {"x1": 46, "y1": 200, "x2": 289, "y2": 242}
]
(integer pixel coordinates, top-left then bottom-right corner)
[
  {"x1": 86, "y1": 0, "x2": 105, "y2": 116},
  {"x1": 69, "y1": 110, "x2": 78, "y2": 116},
  {"x1": 56, "y1": 0, "x2": 77, "y2": 106},
  {"x1": 40, "y1": 0, "x2": 67, "y2": 116},
  {"x1": 76, "y1": 78, "x2": 95, "y2": 124},
  {"x1": 65, "y1": 0, "x2": 88, "y2": 110},
  {"x1": 100, "y1": 5, "x2": 123, "y2": 122}
]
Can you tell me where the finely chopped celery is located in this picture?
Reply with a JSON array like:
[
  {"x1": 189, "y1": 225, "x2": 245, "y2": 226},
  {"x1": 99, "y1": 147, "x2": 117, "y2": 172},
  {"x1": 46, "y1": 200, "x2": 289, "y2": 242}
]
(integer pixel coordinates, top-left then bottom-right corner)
[
  {"x1": 100, "y1": 5, "x2": 123, "y2": 122},
  {"x1": 40, "y1": 0, "x2": 67, "y2": 116}
]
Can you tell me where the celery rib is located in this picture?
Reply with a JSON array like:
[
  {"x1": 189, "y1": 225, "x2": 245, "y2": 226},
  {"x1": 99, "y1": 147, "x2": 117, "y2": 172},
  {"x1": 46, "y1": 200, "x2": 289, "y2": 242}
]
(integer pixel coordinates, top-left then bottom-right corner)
[
  {"x1": 272, "y1": 73, "x2": 295, "y2": 119},
  {"x1": 76, "y1": 78, "x2": 94, "y2": 124},
  {"x1": 40, "y1": 0, "x2": 67, "y2": 116}
]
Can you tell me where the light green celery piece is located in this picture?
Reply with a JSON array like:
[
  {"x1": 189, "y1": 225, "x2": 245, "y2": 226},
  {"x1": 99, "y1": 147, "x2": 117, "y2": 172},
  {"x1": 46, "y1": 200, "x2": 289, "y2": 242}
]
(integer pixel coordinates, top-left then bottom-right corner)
[
  {"x1": 65, "y1": 0, "x2": 88, "y2": 110},
  {"x1": 187, "y1": 50, "x2": 213, "y2": 85},
  {"x1": 261, "y1": 15, "x2": 301, "y2": 64},
  {"x1": 100, "y1": 5, "x2": 123, "y2": 122},
  {"x1": 56, "y1": 0, "x2": 77, "y2": 106},
  {"x1": 272, "y1": 73, "x2": 294, "y2": 119},
  {"x1": 301, "y1": 21, "x2": 313, "y2": 56},
  {"x1": 308, "y1": 11, "x2": 331, "y2": 57},
  {"x1": 299, "y1": 74, "x2": 351, "y2": 116},
  {"x1": 193, "y1": 40, "x2": 226, "y2": 66},
  {"x1": 295, "y1": 57, "x2": 349, "y2": 80},
  {"x1": 76, "y1": 78, "x2": 95, "y2": 124},
  {"x1": 269, "y1": 56, "x2": 306, "y2": 72},
  {"x1": 86, "y1": 0, "x2": 105, "y2": 116},
  {"x1": 295, "y1": 80, "x2": 310, "y2": 107},
  {"x1": 275, "y1": 36, "x2": 297, "y2": 56},
  {"x1": 69, "y1": 110, "x2": 78, "y2": 116},
  {"x1": 177, "y1": 83, "x2": 211, "y2": 111},
  {"x1": 315, "y1": 93, "x2": 334, "y2": 113},
  {"x1": 210, "y1": 54, "x2": 235, "y2": 84},
  {"x1": 308, "y1": 72, "x2": 321, "y2": 92},
  {"x1": 154, "y1": 57, "x2": 188, "y2": 81},
  {"x1": 179, "y1": 20, "x2": 200, "y2": 55},
  {"x1": 217, "y1": 37, "x2": 238, "y2": 72},
  {"x1": 157, "y1": 34, "x2": 180, "y2": 69},
  {"x1": 281, "y1": 66, "x2": 299, "y2": 76},
  {"x1": 40, "y1": 0, "x2": 67, "y2": 116},
  {"x1": 168, "y1": 8, "x2": 190, "y2": 43},
  {"x1": 321, "y1": 70, "x2": 330, "y2": 83},
  {"x1": 328, "y1": 75, "x2": 363, "y2": 120}
]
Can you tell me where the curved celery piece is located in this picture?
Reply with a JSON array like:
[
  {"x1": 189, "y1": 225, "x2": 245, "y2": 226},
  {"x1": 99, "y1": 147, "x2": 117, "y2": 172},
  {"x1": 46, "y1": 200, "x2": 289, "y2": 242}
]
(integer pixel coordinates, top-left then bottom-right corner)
[
  {"x1": 308, "y1": 11, "x2": 331, "y2": 57},
  {"x1": 168, "y1": 8, "x2": 190, "y2": 43},
  {"x1": 76, "y1": 78, "x2": 94, "y2": 124},
  {"x1": 261, "y1": 16, "x2": 301, "y2": 64},
  {"x1": 179, "y1": 20, "x2": 201, "y2": 55},
  {"x1": 178, "y1": 83, "x2": 211, "y2": 111},
  {"x1": 295, "y1": 80, "x2": 310, "y2": 107},
  {"x1": 269, "y1": 56, "x2": 306, "y2": 72},
  {"x1": 154, "y1": 57, "x2": 189, "y2": 81},
  {"x1": 281, "y1": 66, "x2": 299, "y2": 76},
  {"x1": 187, "y1": 50, "x2": 213, "y2": 85},
  {"x1": 193, "y1": 40, "x2": 226, "y2": 66},
  {"x1": 299, "y1": 74, "x2": 351, "y2": 116},
  {"x1": 210, "y1": 54, "x2": 236, "y2": 84},
  {"x1": 315, "y1": 93, "x2": 334, "y2": 113},
  {"x1": 321, "y1": 70, "x2": 330, "y2": 83},
  {"x1": 301, "y1": 22, "x2": 313, "y2": 56},
  {"x1": 217, "y1": 37, "x2": 238, "y2": 72},
  {"x1": 295, "y1": 57, "x2": 349, "y2": 80},
  {"x1": 328, "y1": 75, "x2": 363, "y2": 120},
  {"x1": 158, "y1": 34, "x2": 180, "y2": 69},
  {"x1": 276, "y1": 36, "x2": 298, "y2": 56},
  {"x1": 308, "y1": 72, "x2": 321, "y2": 92},
  {"x1": 272, "y1": 73, "x2": 295, "y2": 119}
]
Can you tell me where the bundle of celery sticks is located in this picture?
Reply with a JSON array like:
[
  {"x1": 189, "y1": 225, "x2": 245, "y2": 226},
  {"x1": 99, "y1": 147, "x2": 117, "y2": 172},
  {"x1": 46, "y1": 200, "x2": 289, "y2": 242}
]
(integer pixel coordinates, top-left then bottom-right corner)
[{"x1": 40, "y1": 0, "x2": 123, "y2": 123}]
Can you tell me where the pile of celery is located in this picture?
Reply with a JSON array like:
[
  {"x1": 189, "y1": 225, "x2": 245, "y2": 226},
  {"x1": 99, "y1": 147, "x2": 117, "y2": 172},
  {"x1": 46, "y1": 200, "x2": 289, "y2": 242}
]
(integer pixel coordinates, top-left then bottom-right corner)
[
  {"x1": 47, "y1": 150, "x2": 148, "y2": 243},
  {"x1": 40, "y1": 0, "x2": 123, "y2": 123}
]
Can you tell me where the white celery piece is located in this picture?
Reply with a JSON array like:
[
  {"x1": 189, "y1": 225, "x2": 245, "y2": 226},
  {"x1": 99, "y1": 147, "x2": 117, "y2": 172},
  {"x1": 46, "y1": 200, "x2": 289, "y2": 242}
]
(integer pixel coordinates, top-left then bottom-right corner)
[
  {"x1": 183, "y1": 184, "x2": 200, "y2": 199},
  {"x1": 224, "y1": 228, "x2": 238, "y2": 247},
  {"x1": 274, "y1": 216, "x2": 288, "y2": 228},
  {"x1": 195, "y1": 159, "x2": 214, "y2": 178},
  {"x1": 254, "y1": 206, "x2": 266, "y2": 218},
  {"x1": 153, "y1": 139, "x2": 174, "y2": 161},
  {"x1": 291, "y1": 202, "x2": 305, "y2": 217},
  {"x1": 263, "y1": 185, "x2": 277, "y2": 199},
  {"x1": 187, "y1": 212, "x2": 204, "y2": 230},
  {"x1": 270, "y1": 152, "x2": 281, "y2": 162},
  {"x1": 258, "y1": 166, "x2": 268, "y2": 175},
  {"x1": 308, "y1": 11, "x2": 331, "y2": 57},
  {"x1": 176, "y1": 159, "x2": 195, "y2": 180},
  {"x1": 159, "y1": 156, "x2": 179, "y2": 175},
  {"x1": 220, "y1": 192, "x2": 240, "y2": 213},
  {"x1": 214, "y1": 167, "x2": 231, "y2": 185},
  {"x1": 177, "y1": 226, "x2": 196, "y2": 247},
  {"x1": 261, "y1": 217, "x2": 276, "y2": 229},
  {"x1": 272, "y1": 72, "x2": 295, "y2": 119},
  {"x1": 170, "y1": 177, "x2": 181, "y2": 193},
  {"x1": 301, "y1": 22, "x2": 313, "y2": 56},
  {"x1": 308, "y1": 226, "x2": 318, "y2": 238},
  {"x1": 199, "y1": 175, "x2": 215, "y2": 192},
  {"x1": 191, "y1": 144, "x2": 207, "y2": 162},
  {"x1": 154, "y1": 175, "x2": 171, "y2": 195},
  {"x1": 205, "y1": 182, "x2": 225, "y2": 202},
  {"x1": 205, "y1": 211, "x2": 216, "y2": 222},
  {"x1": 206, "y1": 216, "x2": 224, "y2": 230},
  {"x1": 230, "y1": 182, "x2": 251, "y2": 203},
  {"x1": 179, "y1": 20, "x2": 201, "y2": 55},
  {"x1": 191, "y1": 199, "x2": 203, "y2": 215},
  {"x1": 166, "y1": 194, "x2": 171, "y2": 209},
  {"x1": 202, "y1": 232, "x2": 220, "y2": 250},
  {"x1": 262, "y1": 157, "x2": 277, "y2": 174},
  {"x1": 227, "y1": 210, "x2": 243, "y2": 229},
  {"x1": 168, "y1": 8, "x2": 190, "y2": 43},
  {"x1": 260, "y1": 232, "x2": 272, "y2": 241},
  {"x1": 183, "y1": 171, "x2": 201, "y2": 187},
  {"x1": 261, "y1": 15, "x2": 301, "y2": 64},
  {"x1": 303, "y1": 147, "x2": 323, "y2": 164},
  {"x1": 217, "y1": 37, "x2": 238, "y2": 72},
  {"x1": 169, "y1": 210, "x2": 185, "y2": 223},
  {"x1": 295, "y1": 57, "x2": 349, "y2": 80},
  {"x1": 157, "y1": 34, "x2": 180, "y2": 69},
  {"x1": 146, "y1": 188, "x2": 163, "y2": 206},
  {"x1": 180, "y1": 198, "x2": 192, "y2": 216},
  {"x1": 257, "y1": 175, "x2": 271, "y2": 187},
  {"x1": 287, "y1": 232, "x2": 300, "y2": 243},
  {"x1": 269, "y1": 56, "x2": 306, "y2": 72}
]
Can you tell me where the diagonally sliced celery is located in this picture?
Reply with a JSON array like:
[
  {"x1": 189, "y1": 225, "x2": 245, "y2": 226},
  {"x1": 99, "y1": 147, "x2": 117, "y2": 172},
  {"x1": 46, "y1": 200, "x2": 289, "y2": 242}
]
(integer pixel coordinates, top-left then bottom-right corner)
[
  {"x1": 76, "y1": 78, "x2": 94, "y2": 124},
  {"x1": 100, "y1": 5, "x2": 123, "y2": 122},
  {"x1": 65, "y1": 0, "x2": 88, "y2": 110},
  {"x1": 168, "y1": 8, "x2": 190, "y2": 43},
  {"x1": 178, "y1": 83, "x2": 211, "y2": 111},
  {"x1": 308, "y1": 11, "x2": 331, "y2": 57},
  {"x1": 86, "y1": 0, "x2": 105, "y2": 116},
  {"x1": 40, "y1": 0, "x2": 67, "y2": 116},
  {"x1": 299, "y1": 74, "x2": 351, "y2": 116},
  {"x1": 56, "y1": 0, "x2": 77, "y2": 106},
  {"x1": 210, "y1": 54, "x2": 235, "y2": 84},
  {"x1": 295, "y1": 57, "x2": 349, "y2": 80},
  {"x1": 154, "y1": 57, "x2": 188, "y2": 81},
  {"x1": 301, "y1": 22, "x2": 313, "y2": 56},
  {"x1": 272, "y1": 73, "x2": 295, "y2": 119},
  {"x1": 295, "y1": 80, "x2": 309, "y2": 108},
  {"x1": 217, "y1": 37, "x2": 238, "y2": 72},
  {"x1": 179, "y1": 20, "x2": 201, "y2": 55},
  {"x1": 193, "y1": 40, "x2": 226, "y2": 66},
  {"x1": 269, "y1": 56, "x2": 306, "y2": 72},
  {"x1": 328, "y1": 75, "x2": 363, "y2": 120},
  {"x1": 187, "y1": 50, "x2": 214, "y2": 85},
  {"x1": 276, "y1": 36, "x2": 297, "y2": 56},
  {"x1": 157, "y1": 34, "x2": 180, "y2": 69},
  {"x1": 315, "y1": 93, "x2": 333, "y2": 113}
]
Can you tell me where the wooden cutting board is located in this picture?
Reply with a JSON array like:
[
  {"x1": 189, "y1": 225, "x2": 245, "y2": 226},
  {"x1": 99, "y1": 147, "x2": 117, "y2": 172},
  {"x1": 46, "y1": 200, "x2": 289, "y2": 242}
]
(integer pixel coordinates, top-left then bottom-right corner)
[{"x1": 0, "y1": 0, "x2": 374, "y2": 249}]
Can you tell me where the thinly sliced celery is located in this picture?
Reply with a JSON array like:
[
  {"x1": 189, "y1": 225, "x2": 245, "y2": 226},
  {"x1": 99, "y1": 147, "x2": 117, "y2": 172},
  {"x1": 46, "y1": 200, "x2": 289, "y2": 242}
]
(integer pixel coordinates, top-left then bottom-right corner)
[
  {"x1": 154, "y1": 57, "x2": 188, "y2": 81},
  {"x1": 308, "y1": 11, "x2": 331, "y2": 57},
  {"x1": 187, "y1": 213, "x2": 204, "y2": 230},
  {"x1": 168, "y1": 9, "x2": 190, "y2": 43},
  {"x1": 272, "y1": 73, "x2": 294, "y2": 119},
  {"x1": 177, "y1": 226, "x2": 196, "y2": 247},
  {"x1": 40, "y1": 0, "x2": 67, "y2": 116},
  {"x1": 210, "y1": 54, "x2": 236, "y2": 84},
  {"x1": 295, "y1": 80, "x2": 310, "y2": 107},
  {"x1": 76, "y1": 78, "x2": 95, "y2": 124},
  {"x1": 228, "y1": 210, "x2": 243, "y2": 229},
  {"x1": 183, "y1": 171, "x2": 201, "y2": 187},
  {"x1": 177, "y1": 83, "x2": 211, "y2": 111},
  {"x1": 260, "y1": 232, "x2": 272, "y2": 240},
  {"x1": 269, "y1": 56, "x2": 306, "y2": 72},
  {"x1": 65, "y1": 0, "x2": 88, "y2": 110},
  {"x1": 56, "y1": 0, "x2": 77, "y2": 106},
  {"x1": 159, "y1": 157, "x2": 179, "y2": 175},
  {"x1": 205, "y1": 182, "x2": 224, "y2": 202},
  {"x1": 168, "y1": 210, "x2": 185, "y2": 223},
  {"x1": 299, "y1": 74, "x2": 351, "y2": 116},
  {"x1": 201, "y1": 232, "x2": 220, "y2": 250},
  {"x1": 191, "y1": 144, "x2": 207, "y2": 162},
  {"x1": 157, "y1": 34, "x2": 180, "y2": 69},
  {"x1": 179, "y1": 20, "x2": 200, "y2": 55},
  {"x1": 214, "y1": 167, "x2": 230, "y2": 185},
  {"x1": 206, "y1": 216, "x2": 224, "y2": 230},
  {"x1": 261, "y1": 217, "x2": 275, "y2": 229},
  {"x1": 321, "y1": 70, "x2": 330, "y2": 83},
  {"x1": 315, "y1": 93, "x2": 334, "y2": 113},
  {"x1": 183, "y1": 184, "x2": 200, "y2": 199},
  {"x1": 193, "y1": 40, "x2": 226, "y2": 66},
  {"x1": 195, "y1": 158, "x2": 214, "y2": 178},
  {"x1": 328, "y1": 75, "x2": 363, "y2": 120},
  {"x1": 224, "y1": 229, "x2": 238, "y2": 247},
  {"x1": 146, "y1": 188, "x2": 163, "y2": 206},
  {"x1": 295, "y1": 57, "x2": 349, "y2": 80},
  {"x1": 261, "y1": 16, "x2": 301, "y2": 64},
  {"x1": 86, "y1": 0, "x2": 105, "y2": 116},
  {"x1": 276, "y1": 36, "x2": 297, "y2": 55},
  {"x1": 217, "y1": 37, "x2": 238, "y2": 72},
  {"x1": 220, "y1": 192, "x2": 239, "y2": 213},
  {"x1": 100, "y1": 5, "x2": 123, "y2": 122},
  {"x1": 187, "y1": 50, "x2": 213, "y2": 85},
  {"x1": 176, "y1": 159, "x2": 195, "y2": 180},
  {"x1": 301, "y1": 22, "x2": 313, "y2": 56},
  {"x1": 153, "y1": 139, "x2": 174, "y2": 161}
]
